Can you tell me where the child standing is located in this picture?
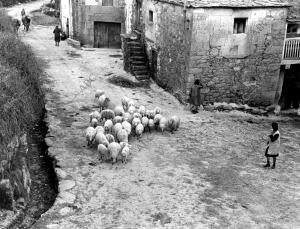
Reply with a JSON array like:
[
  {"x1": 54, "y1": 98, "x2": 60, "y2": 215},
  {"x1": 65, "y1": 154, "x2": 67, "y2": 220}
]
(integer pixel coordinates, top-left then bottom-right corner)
[
  {"x1": 264, "y1": 122, "x2": 281, "y2": 169},
  {"x1": 188, "y1": 79, "x2": 203, "y2": 114}
]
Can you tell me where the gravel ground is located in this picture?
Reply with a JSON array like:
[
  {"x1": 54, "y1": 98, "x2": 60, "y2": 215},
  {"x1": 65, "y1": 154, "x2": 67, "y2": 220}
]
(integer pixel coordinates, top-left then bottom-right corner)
[{"x1": 5, "y1": 1, "x2": 300, "y2": 228}]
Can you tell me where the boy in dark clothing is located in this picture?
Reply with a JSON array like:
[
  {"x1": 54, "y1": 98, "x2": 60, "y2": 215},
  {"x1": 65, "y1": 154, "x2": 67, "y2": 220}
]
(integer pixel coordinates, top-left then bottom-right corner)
[
  {"x1": 188, "y1": 79, "x2": 203, "y2": 113},
  {"x1": 264, "y1": 122, "x2": 281, "y2": 169}
]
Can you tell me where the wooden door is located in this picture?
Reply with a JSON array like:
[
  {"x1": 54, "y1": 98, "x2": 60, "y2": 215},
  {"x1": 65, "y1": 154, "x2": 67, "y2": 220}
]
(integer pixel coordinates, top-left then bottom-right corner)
[
  {"x1": 108, "y1": 23, "x2": 121, "y2": 48},
  {"x1": 94, "y1": 22, "x2": 108, "y2": 48},
  {"x1": 94, "y1": 22, "x2": 121, "y2": 48}
]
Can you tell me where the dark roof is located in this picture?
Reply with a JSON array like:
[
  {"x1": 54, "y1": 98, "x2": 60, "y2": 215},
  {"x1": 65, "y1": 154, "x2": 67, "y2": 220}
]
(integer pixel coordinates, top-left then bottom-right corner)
[{"x1": 158, "y1": 0, "x2": 291, "y2": 8}]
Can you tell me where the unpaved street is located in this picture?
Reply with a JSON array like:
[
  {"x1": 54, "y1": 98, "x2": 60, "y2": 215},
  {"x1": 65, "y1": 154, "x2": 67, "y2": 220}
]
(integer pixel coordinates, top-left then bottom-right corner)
[{"x1": 7, "y1": 1, "x2": 300, "y2": 228}]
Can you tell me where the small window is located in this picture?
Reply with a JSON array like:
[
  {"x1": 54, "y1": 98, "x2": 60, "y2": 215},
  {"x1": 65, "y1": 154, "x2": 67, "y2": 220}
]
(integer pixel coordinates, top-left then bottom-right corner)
[
  {"x1": 149, "y1": 10, "x2": 153, "y2": 23},
  {"x1": 234, "y1": 18, "x2": 247, "y2": 34},
  {"x1": 102, "y1": 0, "x2": 113, "y2": 6},
  {"x1": 287, "y1": 23, "x2": 300, "y2": 38}
]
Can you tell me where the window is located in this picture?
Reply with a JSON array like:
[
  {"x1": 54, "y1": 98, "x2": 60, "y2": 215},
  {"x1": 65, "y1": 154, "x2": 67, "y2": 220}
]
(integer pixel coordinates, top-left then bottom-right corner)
[
  {"x1": 287, "y1": 23, "x2": 300, "y2": 38},
  {"x1": 102, "y1": 0, "x2": 113, "y2": 6},
  {"x1": 233, "y1": 18, "x2": 247, "y2": 34},
  {"x1": 149, "y1": 10, "x2": 153, "y2": 23}
]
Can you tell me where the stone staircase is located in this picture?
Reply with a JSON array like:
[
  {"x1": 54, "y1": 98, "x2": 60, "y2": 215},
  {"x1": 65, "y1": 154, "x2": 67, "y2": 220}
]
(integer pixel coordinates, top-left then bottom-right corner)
[{"x1": 127, "y1": 40, "x2": 149, "y2": 81}]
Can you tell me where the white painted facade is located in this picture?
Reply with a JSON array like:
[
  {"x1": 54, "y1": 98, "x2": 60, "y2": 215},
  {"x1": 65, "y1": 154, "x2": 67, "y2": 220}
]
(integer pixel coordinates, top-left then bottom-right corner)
[{"x1": 60, "y1": 0, "x2": 73, "y2": 37}]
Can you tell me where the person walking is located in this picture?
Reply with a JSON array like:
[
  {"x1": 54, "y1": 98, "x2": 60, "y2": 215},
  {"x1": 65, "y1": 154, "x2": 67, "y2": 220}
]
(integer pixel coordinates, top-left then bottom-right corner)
[
  {"x1": 188, "y1": 79, "x2": 203, "y2": 114},
  {"x1": 21, "y1": 8, "x2": 25, "y2": 17},
  {"x1": 264, "y1": 122, "x2": 281, "y2": 169},
  {"x1": 53, "y1": 25, "x2": 62, "y2": 46}
]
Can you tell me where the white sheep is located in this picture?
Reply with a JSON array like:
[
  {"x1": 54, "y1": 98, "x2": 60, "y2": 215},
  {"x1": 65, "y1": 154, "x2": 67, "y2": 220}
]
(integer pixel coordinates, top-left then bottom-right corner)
[
  {"x1": 154, "y1": 106, "x2": 162, "y2": 115},
  {"x1": 138, "y1": 105, "x2": 146, "y2": 116},
  {"x1": 95, "y1": 90, "x2": 105, "y2": 99},
  {"x1": 135, "y1": 123, "x2": 144, "y2": 139},
  {"x1": 114, "y1": 105, "x2": 125, "y2": 116},
  {"x1": 108, "y1": 142, "x2": 122, "y2": 164},
  {"x1": 85, "y1": 127, "x2": 96, "y2": 146},
  {"x1": 95, "y1": 126, "x2": 105, "y2": 134},
  {"x1": 154, "y1": 114, "x2": 163, "y2": 129},
  {"x1": 159, "y1": 117, "x2": 168, "y2": 134},
  {"x1": 128, "y1": 105, "x2": 136, "y2": 115},
  {"x1": 105, "y1": 134, "x2": 115, "y2": 143},
  {"x1": 94, "y1": 132, "x2": 109, "y2": 147},
  {"x1": 168, "y1": 115, "x2": 180, "y2": 134},
  {"x1": 133, "y1": 112, "x2": 142, "y2": 119},
  {"x1": 113, "y1": 115, "x2": 124, "y2": 124},
  {"x1": 132, "y1": 117, "x2": 141, "y2": 129},
  {"x1": 121, "y1": 96, "x2": 131, "y2": 111},
  {"x1": 141, "y1": 116, "x2": 149, "y2": 131},
  {"x1": 90, "y1": 118, "x2": 98, "y2": 128},
  {"x1": 123, "y1": 112, "x2": 133, "y2": 123},
  {"x1": 104, "y1": 119, "x2": 113, "y2": 134},
  {"x1": 98, "y1": 94, "x2": 110, "y2": 111},
  {"x1": 148, "y1": 119, "x2": 154, "y2": 133},
  {"x1": 122, "y1": 121, "x2": 132, "y2": 135},
  {"x1": 89, "y1": 111, "x2": 101, "y2": 123},
  {"x1": 100, "y1": 109, "x2": 115, "y2": 122},
  {"x1": 128, "y1": 100, "x2": 135, "y2": 108},
  {"x1": 120, "y1": 142, "x2": 131, "y2": 164},
  {"x1": 113, "y1": 123, "x2": 123, "y2": 137},
  {"x1": 97, "y1": 144, "x2": 109, "y2": 162},
  {"x1": 117, "y1": 129, "x2": 129, "y2": 143}
]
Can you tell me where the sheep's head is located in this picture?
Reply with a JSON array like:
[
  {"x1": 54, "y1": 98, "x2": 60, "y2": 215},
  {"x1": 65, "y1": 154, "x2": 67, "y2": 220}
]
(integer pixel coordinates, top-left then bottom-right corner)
[{"x1": 105, "y1": 97, "x2": 110, "y2": 104}]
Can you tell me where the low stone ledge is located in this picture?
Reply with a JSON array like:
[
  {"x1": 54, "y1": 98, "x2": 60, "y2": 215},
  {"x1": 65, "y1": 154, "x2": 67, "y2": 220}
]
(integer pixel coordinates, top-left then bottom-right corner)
[{"x1": 67, "y1": 38, "x2": 81, "y2": 49}]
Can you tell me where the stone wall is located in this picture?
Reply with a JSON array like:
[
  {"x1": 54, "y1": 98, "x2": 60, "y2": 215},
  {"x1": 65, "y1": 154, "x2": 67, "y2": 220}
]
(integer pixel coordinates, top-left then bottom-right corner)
[
  {"x1": 71, "y1": 0, "x2": 125, "y2": 46},
  {"x1": 288, "y1": 0, "x2": 300, "y2": 19},
  {"x1": 188, "y1": 7, "x2": 287, "y2": 106},
  {"x1": 0, "y1": 134, "x2": 31, "y2": 210},
  {"x1": 139, "y1": 0, "x2": 193, "y2": 97}
]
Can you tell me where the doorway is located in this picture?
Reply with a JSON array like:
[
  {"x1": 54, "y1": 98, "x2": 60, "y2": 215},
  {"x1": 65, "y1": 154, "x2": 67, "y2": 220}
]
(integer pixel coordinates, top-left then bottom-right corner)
[
  {"x1": 94, "y1": 22, "x2": 121, "y2": 48},
  {"x1": 279, "y1": 64, "x2": 300, "y2": 109},
  {"x1": 150, "y1": 49, "x2": 157, "y2": 80},
  {"x1": 135, "y1": 0, "x2": 142, "y2": 30}
]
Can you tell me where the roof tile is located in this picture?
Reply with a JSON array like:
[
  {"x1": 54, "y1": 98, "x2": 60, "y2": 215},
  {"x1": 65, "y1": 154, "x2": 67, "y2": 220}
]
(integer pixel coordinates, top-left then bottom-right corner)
[{"x1": 158, "y1": 0, "x2": 290, "y2": 8}]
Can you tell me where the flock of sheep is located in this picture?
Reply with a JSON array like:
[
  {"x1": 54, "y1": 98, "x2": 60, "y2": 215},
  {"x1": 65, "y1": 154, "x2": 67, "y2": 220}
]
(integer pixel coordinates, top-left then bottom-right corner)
[{"x1": 85, "y1": 90, "x2": 181, "y2": 164}]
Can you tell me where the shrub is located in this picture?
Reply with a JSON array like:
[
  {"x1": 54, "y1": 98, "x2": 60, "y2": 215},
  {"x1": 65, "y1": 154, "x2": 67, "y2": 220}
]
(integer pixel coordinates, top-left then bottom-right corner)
[
  {"x1": 0, "y1": 0, "x2": 37, "y2": 7},
  {"x1": 0, "y1": 9, "x2": 13, "y2": 33},
  {"x1": 0, "y1": 9, "x2": 45, "y2": 161},
  {"x1": 0, "y1": 32, "x2": 45, "y2": 150},
  {"x1": 30, "y1": 9, "x2": 59, "y2": 26}
]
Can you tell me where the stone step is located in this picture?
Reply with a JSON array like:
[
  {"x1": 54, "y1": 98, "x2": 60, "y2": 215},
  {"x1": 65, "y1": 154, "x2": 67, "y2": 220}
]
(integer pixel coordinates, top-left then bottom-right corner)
[
  {"x1": 131, "y1": 56, "x2": 146, "y2": 61},
  {"x1": 135, "y1": 75, "x2": 149, "y2": 80},
  {"x1": 130, "y1": 60, "x2": 147, "y2": 65},
  {"x1": 130, "y1": 50, "x2": 144, "y2": 55},
  {"x1": 130, "y1": 46, "x2": 143, "y2": 50},
  {"x1": 132, "y1": 65, "x2": 148, "y2": 71},
  {"x1": 133, "y1": 70, "x2": 149, "y2": 75},
  {"x1": 127, "y1": 41, "x2": 141, "y2": 46}
]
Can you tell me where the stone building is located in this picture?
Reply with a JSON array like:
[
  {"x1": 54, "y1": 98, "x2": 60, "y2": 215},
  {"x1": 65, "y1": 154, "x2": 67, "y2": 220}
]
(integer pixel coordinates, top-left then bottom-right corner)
[
  {"x1": 278, "y1": 0, "x2": 300, "y2": 110},
  {"x1": 60, "y1": 0, "x2": 125, "y2": 48},
  {"x1": 123, "y1": 0, "x2": 290, "y2": 106}
]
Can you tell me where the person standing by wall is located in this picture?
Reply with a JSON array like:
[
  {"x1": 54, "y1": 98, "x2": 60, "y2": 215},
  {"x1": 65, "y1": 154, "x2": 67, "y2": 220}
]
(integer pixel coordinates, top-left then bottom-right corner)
[
  {"x1": 53, "y1": 25, "x2": 62, "y2": 46},
  {"x1": 264, "y1": 122, "x2": 281, "y2": 169},
  {"x1": 188, "y1": 79, "x2": 203, "y2": 114}
]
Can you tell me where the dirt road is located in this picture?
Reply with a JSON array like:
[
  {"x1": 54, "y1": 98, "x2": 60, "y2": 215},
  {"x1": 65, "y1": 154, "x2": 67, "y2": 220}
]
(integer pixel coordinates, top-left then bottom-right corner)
[{"x1": 6, "y1": 1, "x2": 300, "y2": 228}]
